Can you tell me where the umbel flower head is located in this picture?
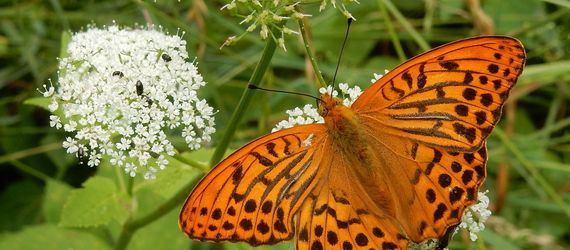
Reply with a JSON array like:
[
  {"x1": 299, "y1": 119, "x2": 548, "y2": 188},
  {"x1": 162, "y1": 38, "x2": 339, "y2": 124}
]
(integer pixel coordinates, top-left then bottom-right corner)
[
  {"x1": 273, "y1": 72, "x2": 492, "y2": 249},
  {"x1": 43, "y1": 25, "x2": 215, "y2": 180},
  {"x1": 220, "y1": 0, "x2": 358, "y2": 50}
]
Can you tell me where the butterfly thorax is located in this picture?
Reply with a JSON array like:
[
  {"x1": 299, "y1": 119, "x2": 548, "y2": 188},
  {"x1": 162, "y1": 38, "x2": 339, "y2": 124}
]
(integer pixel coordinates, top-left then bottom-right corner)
[{"x1": 319, "y1": 94, "x2": 373, "y2": 165}]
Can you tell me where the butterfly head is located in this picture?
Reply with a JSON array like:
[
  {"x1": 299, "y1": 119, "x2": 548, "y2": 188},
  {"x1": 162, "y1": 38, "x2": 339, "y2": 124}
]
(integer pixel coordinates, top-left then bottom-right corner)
[
  {"x1": 318, "y1": 93, "x2": 356, "y2": 128},
  {"x1": 317, "y1": 93, "x2": 342, "y2": 117}
]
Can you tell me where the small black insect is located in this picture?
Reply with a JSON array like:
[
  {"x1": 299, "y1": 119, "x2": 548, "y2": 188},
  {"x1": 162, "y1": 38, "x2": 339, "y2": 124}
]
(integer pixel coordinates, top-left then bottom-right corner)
[
  {"x1": 161, "y1": 53, "x2": 172, "y2": 62},
  {"x1": 136, "y1": 80, "x2": 144, "y2": 96},
  {"x1": 78, "y1": 147, "x2": 86, "y2": 165},
  {"x1": 112, "y1": 71, "x2": 124, "y2": 78},
  {"x1": 143, "y1": 95, "x2": 153, "y2": 106}
]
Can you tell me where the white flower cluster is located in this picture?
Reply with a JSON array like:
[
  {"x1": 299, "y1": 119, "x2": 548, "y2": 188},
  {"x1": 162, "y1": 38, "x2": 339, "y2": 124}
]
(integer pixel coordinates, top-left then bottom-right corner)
[
  {"x1": 408, "y1": 191, "x2": 492, "y2": 250},
  {"x1": 43, "y1": 25, "x2": 215, "y2": 180},
  {"x1": 458, "y1": 190, "x2": 492, "y2": 241},
  {"x1": 272, "y1": 82, "x2": 362, "y2": 132},
  {"x1": 219, "y1": 1, "x2": 359, "y2": 50}
]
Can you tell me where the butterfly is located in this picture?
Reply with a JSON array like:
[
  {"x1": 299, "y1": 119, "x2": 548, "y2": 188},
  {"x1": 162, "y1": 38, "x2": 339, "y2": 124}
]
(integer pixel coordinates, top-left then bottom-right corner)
[{"x1": 179, "y1": 36, "x2": 526, "y2": 249}]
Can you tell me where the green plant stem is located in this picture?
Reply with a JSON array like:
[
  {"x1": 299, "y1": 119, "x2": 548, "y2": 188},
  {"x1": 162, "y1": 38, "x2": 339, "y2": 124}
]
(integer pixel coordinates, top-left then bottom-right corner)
[
  {"x1": 377, "y1": 0, "x2": 406, "y2": 62},
  {"x1": 126, "y1": 176, "x2": 134, "y2": 197},
  {"x1": 379, "y1": 0, "x2": 430, "y2": 51},
  {"x1": 173, "y1": 155, "x2": 208, "y2": 172},
  {"x1": 298, "y1": 18, "x2": 327, "y2": 88},
  {"x1": 114, "y1": 173, "x2": 203, "y2": 250},
  {"x1": 209, "y1": 37, "x2": 277, "y2": 166},
  {"x1": 494, "y1": 128, "x2": 570, "y2": 217},
  {"x1": 115, "y1": 166, "x2": 128, "y2": 195},
  {"x1": 0, "y1": 142, "x2": 61, "y2": 164},
  {"x1": 11, "y1": 160, "x2": 52, "y2": 181}
]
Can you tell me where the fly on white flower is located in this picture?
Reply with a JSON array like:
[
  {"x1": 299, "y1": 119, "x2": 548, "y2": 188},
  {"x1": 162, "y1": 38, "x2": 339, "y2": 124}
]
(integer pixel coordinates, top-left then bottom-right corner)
[{"x1": 43, "y1": 25, "x2": 216, "y2": 180}]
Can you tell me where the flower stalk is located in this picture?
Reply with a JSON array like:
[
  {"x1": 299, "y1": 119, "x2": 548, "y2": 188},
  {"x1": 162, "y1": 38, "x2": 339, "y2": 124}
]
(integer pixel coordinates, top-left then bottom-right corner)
[
  {"x1": 298, "y1": 17, "x2": 327, "y2": 88},
  {"x1": 113, "y1": 173, "x2": 202, "y2": 250},
  {"x1": 209, "y1": 35, "x2": 278, "y2": 166}
]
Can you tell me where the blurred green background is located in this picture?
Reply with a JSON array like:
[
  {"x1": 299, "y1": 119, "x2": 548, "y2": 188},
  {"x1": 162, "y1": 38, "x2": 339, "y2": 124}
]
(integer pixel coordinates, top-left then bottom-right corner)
[{"x1": 0, "y1": 0, "x2": 569, "y2": 249}]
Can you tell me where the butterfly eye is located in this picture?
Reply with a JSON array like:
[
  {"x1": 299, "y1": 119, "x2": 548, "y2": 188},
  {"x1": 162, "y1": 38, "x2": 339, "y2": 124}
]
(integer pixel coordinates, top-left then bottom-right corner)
[
  {"x1": 112, "y1": 71, "x2": 124, "y2": 78},
  {"x1": 161, "y1": 53, "x2": 172, "y2": 62},
  {"x1": 317, "y1": 102, "x2": 329, "y2": 117},
  {"x1": 136, "y1": 80, "x2": 144, "y2": 96}
]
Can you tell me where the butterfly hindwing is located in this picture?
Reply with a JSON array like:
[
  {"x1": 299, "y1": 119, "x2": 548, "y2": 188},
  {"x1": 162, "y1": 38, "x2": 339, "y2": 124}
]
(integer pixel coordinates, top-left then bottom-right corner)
[
  {"x1": 179, "y1": 124, "x2": 327, "y2": 245},
  {"x1": 353, "y1": 36, "x2": 525, "y2": 152},
  {"x1": 296, "y1": 154, "x2": 408, "y2": 250},
  {"x1": 363, "y1": 130, "x2": 488, "y2": 243}
]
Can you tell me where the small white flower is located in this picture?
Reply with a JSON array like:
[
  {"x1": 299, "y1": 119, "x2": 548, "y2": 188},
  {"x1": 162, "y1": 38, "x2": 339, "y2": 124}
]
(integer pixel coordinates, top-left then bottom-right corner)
[
  {"x1": 371, "y1": 69, "x2": 390, "y2": 83},
  {"x1": 47, "y1": 25, "x2": 215, "y2": 180},
  {"x1": 62, "y1": 137, "x2": 79, "y2": 154},
  {"x1": 458, "y1": 190, "x2": 492, "y2": 241},
  {"x1": 409, "y1": 191, "x2": 492, "y2": 249},
  {"x1": 48, "y1": 100, "x2": 59, "y2": 112},
  {"x1": 49, "y1": 115, "x2": 62, "y2": 129},
  {"x1": 40, "y1": 82, "x2": 55, "y2": 97}
]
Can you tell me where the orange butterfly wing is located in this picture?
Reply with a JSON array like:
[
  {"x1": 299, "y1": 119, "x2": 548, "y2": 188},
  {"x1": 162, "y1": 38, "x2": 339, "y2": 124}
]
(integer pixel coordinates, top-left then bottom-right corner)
[
  {"x1": 179, "y1": 124, "x2": 328, "y2": 245},
  {"x1": 352, "y1": 36, "x2": 525, "y2": 152},
  {"x1": 295, "y1": 142, "x2": 409, "y2": 250},
  {"x1": 179, "y1": 36, "x2": 526, "y2": 250},
  {"x1": 350, "y1": 36, "x2": 525, "y2": 243}
]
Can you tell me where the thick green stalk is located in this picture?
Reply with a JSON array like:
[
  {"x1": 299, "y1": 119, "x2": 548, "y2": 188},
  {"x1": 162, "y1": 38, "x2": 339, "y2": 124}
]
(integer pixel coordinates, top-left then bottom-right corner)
[
  {"x1": 0, "y1": 142, "x2": 61, "y2": 164},
  {"x1": 114, "y1": 173, "x2": 202, "y2": 250},
  {"x1": 209, "y1": 37, "x2": 277, "y2": 166},
  {"x1": 298, "y1": 18, "x2": 327, "y2": 88}
]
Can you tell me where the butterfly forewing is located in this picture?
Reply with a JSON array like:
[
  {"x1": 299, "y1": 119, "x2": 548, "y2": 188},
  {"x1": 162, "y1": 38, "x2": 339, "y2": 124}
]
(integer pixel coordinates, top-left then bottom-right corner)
[
  {"x1": 349, "y1": 36, "x2": 524, "y2": 244},
  {"x1": 179, "y1": 124, "x2": 327, "y2": 245},
  {"x1": 352, "y1": 36, "x2": 525, "y2": 152}
]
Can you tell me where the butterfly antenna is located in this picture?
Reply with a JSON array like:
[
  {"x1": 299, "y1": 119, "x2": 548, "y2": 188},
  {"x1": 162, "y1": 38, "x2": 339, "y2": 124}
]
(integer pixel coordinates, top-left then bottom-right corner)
[
  {"x1": 332, "y1": 18, "x2": 354, "y2": 89},
  {"x1": 248, "y1": 84, "x2": 323, "y2": 103}
]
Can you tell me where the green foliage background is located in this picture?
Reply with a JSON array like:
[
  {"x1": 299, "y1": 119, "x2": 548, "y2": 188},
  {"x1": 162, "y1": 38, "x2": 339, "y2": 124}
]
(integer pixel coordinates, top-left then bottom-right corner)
[{"x1": 0, "y1": 0, "x2": 569, "y2": 249}]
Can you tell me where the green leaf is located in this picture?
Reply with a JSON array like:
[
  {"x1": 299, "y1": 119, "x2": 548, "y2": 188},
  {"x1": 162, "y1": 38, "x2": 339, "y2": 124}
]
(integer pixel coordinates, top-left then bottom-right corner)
[
  {"x1": 134, "y1": 154, "x2": 203, "y2": 200},
  {"x1": 127, "y1": 191, "x2": 189, "y2": 250},
  {"x1": 60, "y1": 176, "x2": 129, "y2": 227},
  {"x1": 23, "y1": 97, "x2": 51, "y2": 110},
  {"x1": 0, "y1": 224, "x2": 109, "y2": 250},
  {"x1": 480, "y1": 230, "x2": 520, "y2": 250},
  {"x1": 42, "y1": 180, "x2": 73, "y2": 223}
]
